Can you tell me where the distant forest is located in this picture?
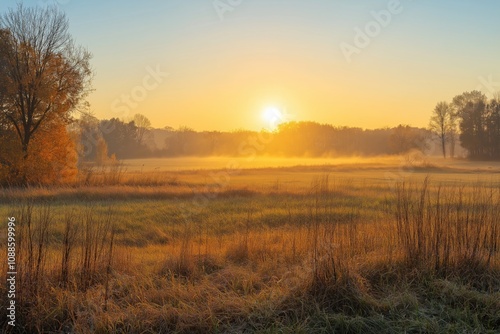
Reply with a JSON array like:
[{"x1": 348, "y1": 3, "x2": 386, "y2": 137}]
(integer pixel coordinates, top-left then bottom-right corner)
[
  {"x1": 77, "y1": 115, "x2": 434, "y2": 162},
  {"x1": 77, "y1": 88, "x2": 500, "y2": 164}
]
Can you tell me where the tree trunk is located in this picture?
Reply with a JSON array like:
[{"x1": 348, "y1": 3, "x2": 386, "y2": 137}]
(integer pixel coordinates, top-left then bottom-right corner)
[
  {"x1": 449, "y1": 131, "x2": 455, "y2": 158},
  {"x1": 441, "y1": 136, "x2": 446, "y2": 159},
  {"x1": 21, "y1": 137, "x2": 30, "y2": 185},
  {"x1": 22, "y1": 143, "x2": 29, "y2": 159}
]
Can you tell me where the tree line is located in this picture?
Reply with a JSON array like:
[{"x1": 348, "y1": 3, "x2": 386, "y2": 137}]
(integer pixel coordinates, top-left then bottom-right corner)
[
  {"x1": 429, "y1": 91, "x2": 500, "y2": 160},
  {"x1": 76, "y1": 118, "x2": 431, "y2": 161}
]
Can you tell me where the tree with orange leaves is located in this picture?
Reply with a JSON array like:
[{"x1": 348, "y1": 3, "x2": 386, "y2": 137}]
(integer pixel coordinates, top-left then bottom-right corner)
[{"x1": 0, "y1": 5, "x2": 92, "y2": 185}]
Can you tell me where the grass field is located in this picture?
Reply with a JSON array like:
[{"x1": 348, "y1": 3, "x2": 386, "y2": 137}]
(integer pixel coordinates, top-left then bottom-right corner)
[{"x1": 1, "y1": 157, "x2": 499, "y2": 333}]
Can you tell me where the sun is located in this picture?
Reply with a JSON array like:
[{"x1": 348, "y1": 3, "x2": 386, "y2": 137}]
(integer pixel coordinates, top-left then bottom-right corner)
[{"x1": 262, "y1": 106, "x2": 284, "y2": 130}]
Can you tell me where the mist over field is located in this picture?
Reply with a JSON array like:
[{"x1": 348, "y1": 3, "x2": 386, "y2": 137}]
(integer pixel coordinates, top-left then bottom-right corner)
[{"x1": 120, "y1": 155, "x2": 500, "y2": 172}]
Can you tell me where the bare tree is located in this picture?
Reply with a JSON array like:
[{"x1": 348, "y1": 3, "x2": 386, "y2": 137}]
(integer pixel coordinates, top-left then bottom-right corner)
[
  {"x1": 0, "y1": 5, "x2": 92, "y2": 162},
  {"x1": 133, "y1": 113, "x2": 152, "y2": 146},
  {"x1": 429, "y1": 101, "x2": 453, "y2": 158}
]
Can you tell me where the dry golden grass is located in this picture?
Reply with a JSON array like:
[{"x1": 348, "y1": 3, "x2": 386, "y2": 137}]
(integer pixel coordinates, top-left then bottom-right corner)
[{"x1": 0, "y1": 162, "x2": 499, "y2": 333}]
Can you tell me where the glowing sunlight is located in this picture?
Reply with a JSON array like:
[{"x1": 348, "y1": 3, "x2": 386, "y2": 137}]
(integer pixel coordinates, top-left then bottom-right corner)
[{"x1": 262, "y1": 106, "x2": 284, "y2": 130}]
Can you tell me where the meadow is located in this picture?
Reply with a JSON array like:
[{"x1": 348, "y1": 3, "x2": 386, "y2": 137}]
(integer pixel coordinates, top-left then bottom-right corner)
[{"x1": 0, "y1": 157, "x2": 499, "y2": 333}]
